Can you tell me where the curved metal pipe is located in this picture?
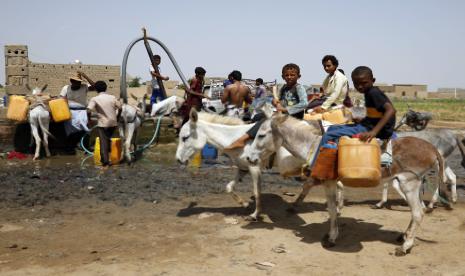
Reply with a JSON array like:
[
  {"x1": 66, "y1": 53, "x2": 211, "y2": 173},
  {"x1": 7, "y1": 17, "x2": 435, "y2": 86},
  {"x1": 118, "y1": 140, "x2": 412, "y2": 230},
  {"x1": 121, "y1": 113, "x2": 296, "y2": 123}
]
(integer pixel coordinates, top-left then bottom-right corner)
[{"x1": 120, "y1": 36, "x2": 190, "y2": 103}]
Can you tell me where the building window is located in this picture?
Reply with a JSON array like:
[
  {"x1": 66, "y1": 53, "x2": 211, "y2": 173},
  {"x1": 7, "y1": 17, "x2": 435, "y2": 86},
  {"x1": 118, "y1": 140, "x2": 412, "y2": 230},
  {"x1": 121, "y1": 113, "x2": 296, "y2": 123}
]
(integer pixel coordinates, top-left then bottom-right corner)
[
  {"x1": 402, "y1": 91, "x2": 406, "y2": 97},
  {"x1": 109, "y1": 79, "x2": 114, "y2": 82}
]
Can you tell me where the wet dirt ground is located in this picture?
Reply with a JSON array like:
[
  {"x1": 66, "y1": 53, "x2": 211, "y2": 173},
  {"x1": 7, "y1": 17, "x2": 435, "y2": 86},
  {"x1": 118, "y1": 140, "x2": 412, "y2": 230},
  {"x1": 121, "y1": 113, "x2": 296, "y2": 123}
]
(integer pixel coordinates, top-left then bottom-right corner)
[{"x1": 1, "y1": 141, "x2": 465, "y2": 275}]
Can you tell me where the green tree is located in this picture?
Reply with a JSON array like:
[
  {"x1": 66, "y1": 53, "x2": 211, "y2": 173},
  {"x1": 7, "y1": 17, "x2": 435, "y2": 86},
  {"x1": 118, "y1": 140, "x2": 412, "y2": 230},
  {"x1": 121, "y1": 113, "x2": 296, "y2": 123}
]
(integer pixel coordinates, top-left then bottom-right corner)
[
  {"x1": 128, "y1": 77, "x2": 142, "y2": 87},
  {"x1": 0, "y1": 83, "x2": 3, "y2": 88}
]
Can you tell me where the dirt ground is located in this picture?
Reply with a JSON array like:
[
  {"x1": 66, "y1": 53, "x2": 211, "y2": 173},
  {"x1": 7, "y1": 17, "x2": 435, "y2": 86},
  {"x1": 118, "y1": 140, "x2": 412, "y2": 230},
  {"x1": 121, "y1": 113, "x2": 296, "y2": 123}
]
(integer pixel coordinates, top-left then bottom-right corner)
[{"x1": 1, "y1": 144, "x2": 465, "y2": 275}]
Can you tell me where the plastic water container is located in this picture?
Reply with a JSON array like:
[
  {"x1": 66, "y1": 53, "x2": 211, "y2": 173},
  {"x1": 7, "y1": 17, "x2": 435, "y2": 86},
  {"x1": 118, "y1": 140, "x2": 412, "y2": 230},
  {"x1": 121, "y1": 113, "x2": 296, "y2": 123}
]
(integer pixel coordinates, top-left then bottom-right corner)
[
  {"x1": 304, "y1": 113, "x2": 323, "y2": 121},
  {"x1": 49, "y1": 98, "x2": 71, "y2": 122},
  {"x1": 201, "y1": 144, "x2": 217, "y2": 160},
  {"x1": 94, "y1": 137, "x2": 122, "y2": 165},
  {"x1": 322, "y1": 109, "x2": 347, "y2": 124},
  {"x1": 7, "y1": 95, "x2": 29, "y2": 122},
  {"x1": 338, "y1": 136, "x2": 381, "y2": 187},
  {"x1": 189, "y1": 151, "x2": 202, "y2": 168}
]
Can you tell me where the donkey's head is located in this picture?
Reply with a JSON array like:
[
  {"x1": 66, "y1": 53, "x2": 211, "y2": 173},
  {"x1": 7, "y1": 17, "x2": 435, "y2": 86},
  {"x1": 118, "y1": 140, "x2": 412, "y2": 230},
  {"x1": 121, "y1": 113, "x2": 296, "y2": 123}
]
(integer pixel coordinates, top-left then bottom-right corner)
[
  {"x1": 130, "y1": 93, "x2": 147, "y2": 116},
  {"x1": 176, "y1": 108, "x2": 207, "y2": 165},
  {"x1": 26, "y1": 84, "x2": 48, "y2": 95},
  {"x1": 243, "y1": 110, "x2": 284, "y2": 165}
]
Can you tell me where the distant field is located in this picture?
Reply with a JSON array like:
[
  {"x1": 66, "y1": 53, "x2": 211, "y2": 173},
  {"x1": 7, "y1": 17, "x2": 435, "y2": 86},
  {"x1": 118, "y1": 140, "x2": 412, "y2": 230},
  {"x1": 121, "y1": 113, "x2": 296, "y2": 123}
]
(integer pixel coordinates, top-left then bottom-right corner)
[{"x1": 391, "y1": 98, "x2": 465, "y2": 122}]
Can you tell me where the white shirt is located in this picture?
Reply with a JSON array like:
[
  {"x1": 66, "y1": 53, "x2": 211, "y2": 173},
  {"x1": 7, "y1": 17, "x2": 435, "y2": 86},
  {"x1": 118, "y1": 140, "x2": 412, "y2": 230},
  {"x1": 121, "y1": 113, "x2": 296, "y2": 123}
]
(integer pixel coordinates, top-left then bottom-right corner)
[
  {"x1": 60, "y1": 84, "x2": 89, "y2": 107},
  {"x1": 150, "y1": 65, "x2": 161, "y2": 89},
  {"x1": 321, "y1": 70, "x2": 348, "y2": 110}
]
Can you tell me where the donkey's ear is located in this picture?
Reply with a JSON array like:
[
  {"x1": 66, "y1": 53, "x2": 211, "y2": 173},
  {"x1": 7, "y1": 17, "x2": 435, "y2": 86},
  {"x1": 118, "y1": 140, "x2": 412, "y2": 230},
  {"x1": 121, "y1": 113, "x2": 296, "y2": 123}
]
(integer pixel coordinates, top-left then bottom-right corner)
[
  {"x1": 189, "y1": 108, "x2": 198, "y2": 123},
  {"x1": 41, "y1": 84, "x2": 48, "y2": 92},
  {"x1": 262, "y1": 103, "x2": 274, "y2": 119}
]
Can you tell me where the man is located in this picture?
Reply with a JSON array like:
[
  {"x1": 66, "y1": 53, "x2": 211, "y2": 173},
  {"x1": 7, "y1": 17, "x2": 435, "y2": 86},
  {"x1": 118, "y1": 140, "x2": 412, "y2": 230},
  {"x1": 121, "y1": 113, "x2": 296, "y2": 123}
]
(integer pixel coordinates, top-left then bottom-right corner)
[
  {"x1": 221, "y1": 70, "x2": 252, "y2": 118},
  {"x1": 311, "y1": 55, "x2": 348, "y2": 113},
  {"x1": 87, "y1": 81, "x2": 121, "y2": 167},
  {"x1": 60, "y1": 71, "x2": 95, "y2": 152}
]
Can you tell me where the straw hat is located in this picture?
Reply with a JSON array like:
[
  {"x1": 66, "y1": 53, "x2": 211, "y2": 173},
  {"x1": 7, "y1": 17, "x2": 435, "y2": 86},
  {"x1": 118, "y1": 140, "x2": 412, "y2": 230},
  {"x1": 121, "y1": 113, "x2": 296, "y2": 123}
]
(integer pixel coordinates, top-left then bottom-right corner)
[{"x1": 70, "y1": 73, "x2": 83, "y2": 82}]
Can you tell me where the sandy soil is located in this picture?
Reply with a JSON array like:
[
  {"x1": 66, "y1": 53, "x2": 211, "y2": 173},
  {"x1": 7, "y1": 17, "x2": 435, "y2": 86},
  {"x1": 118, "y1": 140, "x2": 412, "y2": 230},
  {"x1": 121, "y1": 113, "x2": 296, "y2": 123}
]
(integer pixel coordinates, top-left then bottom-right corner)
[{"x1": 0, "y1": 145, "x2": 465, "y2": 275}]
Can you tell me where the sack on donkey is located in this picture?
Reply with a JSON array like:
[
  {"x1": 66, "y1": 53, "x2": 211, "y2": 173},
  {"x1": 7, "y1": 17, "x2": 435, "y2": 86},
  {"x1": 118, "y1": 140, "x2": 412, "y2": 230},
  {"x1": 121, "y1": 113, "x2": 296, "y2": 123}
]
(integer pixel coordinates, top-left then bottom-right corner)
[{"x1": 311, "y1": 143, "x2": 338, "y2": 180}]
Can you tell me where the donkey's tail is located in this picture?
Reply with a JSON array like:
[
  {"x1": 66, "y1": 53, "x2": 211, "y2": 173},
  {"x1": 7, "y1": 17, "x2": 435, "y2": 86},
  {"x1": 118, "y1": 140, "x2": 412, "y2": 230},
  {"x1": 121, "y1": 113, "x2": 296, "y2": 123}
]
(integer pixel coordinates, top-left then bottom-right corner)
[
  {"x1": 38, "y1": 114, "x2": 55, "y2": 140},
  {"x1": 455, "y1": 134, "x2": 465, "y2": 169},
  {"x1": 433, "y1": 144, "x2": 450, "y2": 205}
]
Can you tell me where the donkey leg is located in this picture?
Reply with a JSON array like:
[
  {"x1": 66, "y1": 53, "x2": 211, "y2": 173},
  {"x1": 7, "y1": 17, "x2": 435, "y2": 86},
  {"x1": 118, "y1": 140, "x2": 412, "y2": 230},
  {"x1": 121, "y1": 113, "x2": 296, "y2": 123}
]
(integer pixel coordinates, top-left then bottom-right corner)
[
  {"x1": 396, "y1": 177, "x2": 424, "y2": 256},
  {"x1": 323, "y1": 180, "x2": 339, "y2": 248},
  {"x1": 392, "y1": 177, "x2": 407, "y2": 202},
  {"x1": 427, "y1": 187, "x2": 439, "y2": 212},
  {"x1": 336, "y1": 181, "x2": 345, "y2": 214},
  {"x1": 375, "y1": 179, "x2": 390, "y2": 209},
  {"x1": 42, "y1": 117, "x2": 51, "y2": 157},
  {"x1": 445, "y1": 167, "x2": 457, "y2": 203},
  {"x1": 31, "y1": 123, "x2": 42, "y2": 161},
  {"x1": 125, "y1": 124, "x2": 135, "y2": 163},
  {"x1": 246, "y1": 166, "x2": 262, "y2": 221},
  {"x1": 292, "y1": 181, "x2": 315, "y2": 207},
  {"x1": 227, "y1": 167, "x2": 249, "y2": 208}
]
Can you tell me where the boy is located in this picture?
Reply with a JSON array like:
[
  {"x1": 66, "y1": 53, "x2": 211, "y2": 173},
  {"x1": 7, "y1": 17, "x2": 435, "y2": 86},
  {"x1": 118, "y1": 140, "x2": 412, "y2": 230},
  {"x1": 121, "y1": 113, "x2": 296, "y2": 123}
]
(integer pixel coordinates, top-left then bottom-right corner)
[
  {"x1": 225, "y1": 63, "x2": 308, "y2": 149},
  {"x1": 180, "y1": 67, "x2": 208, "y2": 125},
  {"x1": 311, "y1": 66, "x2": 396, "y2": 170},
  {"x1": 87, "y1": 81, "x2": 122, "y2": 167},
  {"x1": 150, "y1": 55, "x2": 169, "y2": 105}
]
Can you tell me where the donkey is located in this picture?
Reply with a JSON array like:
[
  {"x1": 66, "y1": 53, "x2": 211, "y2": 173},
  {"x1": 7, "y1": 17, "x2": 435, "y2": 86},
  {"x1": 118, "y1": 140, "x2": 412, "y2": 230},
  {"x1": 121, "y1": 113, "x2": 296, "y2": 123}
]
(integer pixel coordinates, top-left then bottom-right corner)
[
  {"x1": 26, "y1": 84, "x2": 53, "y2": 160},
  {"x1": 176, "y1": 107, "x2": 311, "y2": 221},
  {"x1": 119, "y1": 94, "x2": 146, "y2": 163},
  {"x1": 244, "y1": 113, "x2": 448, "y2": 255},
  {"x1": 376, "y1": 129, "x2": 463, "y2": 210}
]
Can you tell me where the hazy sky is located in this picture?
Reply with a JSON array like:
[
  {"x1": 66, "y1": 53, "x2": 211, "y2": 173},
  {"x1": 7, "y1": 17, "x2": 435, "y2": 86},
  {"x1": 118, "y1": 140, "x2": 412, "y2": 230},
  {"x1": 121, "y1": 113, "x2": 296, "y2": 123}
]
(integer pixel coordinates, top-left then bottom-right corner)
[{"x1": 1, "y1": 0, "x2": 464, "y2": 90}]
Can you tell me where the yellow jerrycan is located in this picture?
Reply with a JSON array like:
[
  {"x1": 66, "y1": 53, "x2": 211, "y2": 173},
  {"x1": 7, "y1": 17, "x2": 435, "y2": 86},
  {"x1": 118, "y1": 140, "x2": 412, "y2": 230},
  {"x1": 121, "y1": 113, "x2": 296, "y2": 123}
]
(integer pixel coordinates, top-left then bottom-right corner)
[
  {"x1": 94, "y1": 137, "x2": 122, "y2": 165},
  {"x1": 7, "y1": 95, "x2": 29, "y2": 122},
  {"x1": 337, "y1": 136, "x2": 381, "y2": 187},
  {"x1": 48, "y1": 98, "x2": 71, "y2": 122},
  {"x1": 189, "y1": 151, "x2": 202, "y2": 168}
]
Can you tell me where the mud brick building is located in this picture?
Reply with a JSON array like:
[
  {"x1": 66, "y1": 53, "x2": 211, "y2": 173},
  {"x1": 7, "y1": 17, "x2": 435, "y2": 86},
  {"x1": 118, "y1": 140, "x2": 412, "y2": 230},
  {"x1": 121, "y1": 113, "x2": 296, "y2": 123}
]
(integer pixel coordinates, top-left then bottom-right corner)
[{"x1": 4, "y1": 45, "x2": 120, "y2": 96}]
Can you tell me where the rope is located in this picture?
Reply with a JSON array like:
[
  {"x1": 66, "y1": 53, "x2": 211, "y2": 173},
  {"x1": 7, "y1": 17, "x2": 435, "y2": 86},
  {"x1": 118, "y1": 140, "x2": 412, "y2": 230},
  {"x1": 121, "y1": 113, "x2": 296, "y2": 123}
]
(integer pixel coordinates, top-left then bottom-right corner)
[{"x1": 79, "y1": 116, "x2": 163, "y2": 157}]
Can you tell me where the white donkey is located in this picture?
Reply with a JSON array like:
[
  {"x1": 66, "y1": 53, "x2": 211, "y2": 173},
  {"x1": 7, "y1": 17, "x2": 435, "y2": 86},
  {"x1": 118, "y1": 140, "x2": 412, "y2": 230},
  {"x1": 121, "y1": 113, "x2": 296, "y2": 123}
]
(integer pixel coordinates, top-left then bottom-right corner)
[
  {"x1": 26, "y1": 84, "x2": 53, "y2": 160},
  {"x1": 244, "y1": 113, "x2": 448, "y2": 255},
  {"x1": 176, "y1": 107, "x2": 309, "y2": 221},
  {"x1": 119, "y1": 94, "x2": 146, "y2": 163}
]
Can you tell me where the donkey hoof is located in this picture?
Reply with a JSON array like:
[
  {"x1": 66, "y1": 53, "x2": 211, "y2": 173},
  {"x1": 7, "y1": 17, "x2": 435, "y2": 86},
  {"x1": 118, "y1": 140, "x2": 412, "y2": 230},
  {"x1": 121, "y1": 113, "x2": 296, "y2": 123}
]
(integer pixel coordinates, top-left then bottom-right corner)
[
  {"x1": 322, "y1": 234, "x2": 336, "y2": 248},
  {"x1": 244, "y1": 215, "x2": 258, "y2": 222},
  {"x1": 371, "y1": 204, "x2": 384, "y2": 209},
  {"x1": 396, "y1": 234, "x2": 405, "y2": 243},
  {"x1": 425, "y1": 207, "x2": 434, "y2": 214},
  {"x1": 394, "y1": 247, "x2": 411, "y2": 256},
  {"x1": 395, "y1": 247, "x2": 407, "y2": 256}
]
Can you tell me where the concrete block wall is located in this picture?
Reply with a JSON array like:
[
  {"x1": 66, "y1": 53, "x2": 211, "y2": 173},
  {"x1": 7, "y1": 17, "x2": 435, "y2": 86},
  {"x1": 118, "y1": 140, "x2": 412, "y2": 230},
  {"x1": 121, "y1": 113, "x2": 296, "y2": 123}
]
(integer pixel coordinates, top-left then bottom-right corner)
[
  {"x1": 5, "y1": 45, "x2": 120, "y2": 97},
  {"x1": 28, "y1": 63, "x2": 120, "y2": 96}
]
